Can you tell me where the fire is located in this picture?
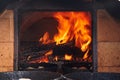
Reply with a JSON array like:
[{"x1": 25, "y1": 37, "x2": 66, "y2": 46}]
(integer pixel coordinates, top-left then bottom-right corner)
[
  {"x1": 83, "y1": 49, "x2": 89, "y2": 60},
  {"x1": 54, "y1": 56, "x2": 58, "y2": 61},
  {"x1": 30, "y1": 56, "x2": 49, "y2": 63},
  {"x1": 30, "y1": 50, "x2": 53, "y2": 63},
  {"x1": 45, "y1": 50, "x2": 53, "y2": 56},
  {"x1": 65, "y1": 54, "x2": 72, "y2": 60},
  {"x1": 39, "y1": 32, "x2": 53, "y2": 44},
  {"x1": 38, "y1": 12, "x2": 91, "y2": 63},
  {"x1": 53, "y1": 12, "x2": 91, "y2": 52}
]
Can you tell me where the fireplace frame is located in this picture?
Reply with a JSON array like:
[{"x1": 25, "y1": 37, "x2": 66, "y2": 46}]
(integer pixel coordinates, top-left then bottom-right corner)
[{"x1": 13, "y1": 0, "x2": 97, "y2": 72}]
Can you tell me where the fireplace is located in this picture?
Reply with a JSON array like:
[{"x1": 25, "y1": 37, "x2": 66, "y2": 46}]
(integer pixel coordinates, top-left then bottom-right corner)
[
  {"x1": 13, "y1": 0, "x2": 97, "y2": 73},
  {"x1": 0, "y1": 0, "x2": 120, "y2": 80}
]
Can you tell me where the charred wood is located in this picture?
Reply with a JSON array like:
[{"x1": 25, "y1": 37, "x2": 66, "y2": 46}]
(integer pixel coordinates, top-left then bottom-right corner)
[
  {"x1": 20, "y1": 40, "x2": 75, "y2": 60},
  {"x1": 53, "y1": 45, "x2": 84, "y2": 58}
]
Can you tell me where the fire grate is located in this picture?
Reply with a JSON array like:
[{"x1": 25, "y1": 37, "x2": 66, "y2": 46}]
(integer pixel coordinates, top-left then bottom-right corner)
[{"x1": 0, "y1": 71, "x2": 120, "y2": 80}]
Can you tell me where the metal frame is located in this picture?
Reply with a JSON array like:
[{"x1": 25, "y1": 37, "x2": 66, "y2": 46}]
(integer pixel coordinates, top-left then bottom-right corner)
[
  {"x1": 14, "y1": 9, "x2": 19, "y2": 71},
  {"x1": 92, "y1": 5, "x2": 97, "y2": 72},
  {"x1": 13, "y1": 0, "x2": 97, "y2": 72}
]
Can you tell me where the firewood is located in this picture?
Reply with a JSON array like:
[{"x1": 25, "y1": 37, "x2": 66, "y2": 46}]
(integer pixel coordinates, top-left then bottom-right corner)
[{"x1": 20, "y1": 40, "x2": 74, "y2": 57}]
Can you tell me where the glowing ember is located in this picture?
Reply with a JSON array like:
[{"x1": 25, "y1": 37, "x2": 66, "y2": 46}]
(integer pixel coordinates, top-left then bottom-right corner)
[
  {"x1": 54, "y1": 56, "x2": 58, "y2": 61},
  {"x1": 30, "y1": 56, "x2": 49, "y2": 63},
  {"x1": 65, "y1": 54, "x2": 72, "y2": 60},
  {"x1": 30, "y1": 50, "x2": 53, "y2": 63},
  {"x1": 45, "y1": 50, "x2": 53, "y2": 56}
]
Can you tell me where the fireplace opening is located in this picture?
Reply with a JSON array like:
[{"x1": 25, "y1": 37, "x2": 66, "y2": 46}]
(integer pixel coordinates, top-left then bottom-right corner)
[{"x1": 18, "y1": 11, "x2": 93, "y2": 73}]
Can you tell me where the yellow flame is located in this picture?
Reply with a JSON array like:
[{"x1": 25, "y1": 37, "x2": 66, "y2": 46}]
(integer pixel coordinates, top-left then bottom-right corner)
[
  {"x1": 53, "y1": 12, "x2": 91, "y2": 52},
  {"x1": 45, "y1": 50, "x2": 53, "y2": 56},
  {"x1": 54, "y1": 56, "x2": 58, "y2": 61},
  {"x1": 83, "y1": 49, "x2": 89, "y2": 60},
  {"x1": 65, "y1": 54, "x2": 72, "y2": 60},
  {"x1": 37, "y1": 12, "x2": 92, "y2": 63}
]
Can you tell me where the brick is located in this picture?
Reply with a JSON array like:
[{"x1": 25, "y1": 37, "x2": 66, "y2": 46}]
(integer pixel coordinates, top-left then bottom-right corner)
[
  {"x1": 9, "y1": 11, "x2": 14, "y2": 42},
  {"x1": 0, "y1": 66, "x2": 13, "y2": 72},
  {"x1": 0, "y1": 18, "x2": 10, "y2": 42},
  {"x1": 97, "y1": 9, "x2": 120, "y2": 42},
  {"x1": 98, "y1": 67, "x2": 120, "y2": 73},
  {"x1": 0, "y1": 43, "x2": 14, "y2": 67},
  {"x1": 0, "y1": 10, "x2": 14, "y2": 42},
  {"x1": 98, "y1": 42, "x2": 120, "y2": 66}
]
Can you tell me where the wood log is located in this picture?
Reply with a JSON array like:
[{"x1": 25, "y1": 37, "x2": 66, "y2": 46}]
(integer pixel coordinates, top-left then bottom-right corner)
[
  {"x1": 19, "y1": 40, "x2": 87, "y2": 63},
  {"x1": 20, "y1": 40, "x2": 75, "y2": 57}
]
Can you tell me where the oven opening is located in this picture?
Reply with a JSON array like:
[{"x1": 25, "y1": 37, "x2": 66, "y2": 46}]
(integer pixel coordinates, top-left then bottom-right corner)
[{"x1": 19, "y1": 11, "x2": 93, "y2": 73}]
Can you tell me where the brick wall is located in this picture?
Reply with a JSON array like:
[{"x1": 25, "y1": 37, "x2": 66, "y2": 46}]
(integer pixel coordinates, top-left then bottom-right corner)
[
  {"x1": 97, "y1": 9, "x2": 120, "y2": 72},
  {"x1": 0, "y1": 10, "x2": 14, "y2": 72},
  {"x1": 0, "y1": 9, "x2": 120, "y2": 72}
]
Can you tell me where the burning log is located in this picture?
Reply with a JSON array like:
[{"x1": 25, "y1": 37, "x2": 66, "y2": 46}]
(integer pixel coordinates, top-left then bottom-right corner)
[
  {"x1": 20, "y1": 39, "x2": 92, "y2": 65},
  {"x1": 20, "y1": 50, "x2": 49, "y2": 62},
  {"x1": 20, "y1": 40, "x2": 75, "y2": 59},
  {"x1": 19, "y1": 42, "x2": 56, "y2": 60},
  {"x1": 53, "y1": 45, "x2": 84, "y2": 58}
]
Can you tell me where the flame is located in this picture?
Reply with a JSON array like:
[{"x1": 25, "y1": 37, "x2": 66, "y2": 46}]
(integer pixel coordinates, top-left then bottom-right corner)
[
  {"x1": 65, "y1": 54, "x2": 72, "y2": 60},
  {"x1": 83, "y1": 49, "x2": 89, "y2": 60},
  {"x1": 30, "y1": 50, "x2": 53, "y2": 63},
  {"x1": 45, "y1": 50, "x2": 53, "y2": 56},
  {"x1": 53, "y1": 12, "x2": 91, "y2": 52},
  {"x1": 54, "y1": 56, "x2": 58, "y2": 61},
  {"x1": 39, "y1": 56, "x2": 49, "y2": 63},
  {"x1": 39, "y1": 32, "x2": 53, "y2": 44},
  {"x1": 37, "y1": 12, "x2": 91, "y2": 63},
  {"x1": 30, "y1": 56, "x2": 49, "y2": 63}
]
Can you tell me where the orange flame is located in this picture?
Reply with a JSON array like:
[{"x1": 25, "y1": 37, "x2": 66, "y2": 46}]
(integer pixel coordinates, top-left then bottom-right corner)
[
  {"x1": 38, "y1": 12, "x2": 91, "y2": 63},
  {"x1": 53, "y1": 12, "x2": 91, "y2": 52},
  {"x1": 45, "y1": 50, "x2": 53, "y2": 56},
  {"x1": 65, "y1": 54, "x2": 72, "y2": 60},
  {"x1": 83, "y1": 49, "x2": 89, "y2": 60},
  {"x1": 39, "y1": 32, "x2": 53, "y2": 44},
  {"x1": 54, "y1": 56, "x2": 58, "y2": 61},
  {"x1": 30, "y1": 56, "x2": 49, "y2": 63},
  {"x1": 30, "y1": 50, "x2": 53, "y2": 63}
]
